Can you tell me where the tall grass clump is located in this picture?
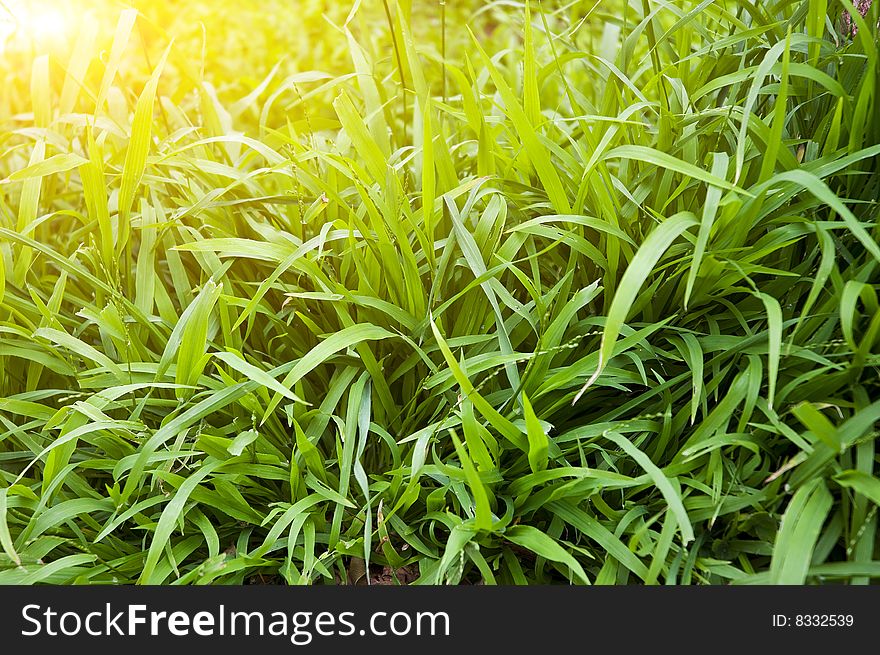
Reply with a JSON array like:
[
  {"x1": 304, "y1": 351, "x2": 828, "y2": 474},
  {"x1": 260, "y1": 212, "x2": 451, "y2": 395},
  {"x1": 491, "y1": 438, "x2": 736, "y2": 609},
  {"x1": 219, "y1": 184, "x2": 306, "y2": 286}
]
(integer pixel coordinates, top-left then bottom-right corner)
[{"x1": 0, "y1": 0, "x2": 878, "y2": 585}]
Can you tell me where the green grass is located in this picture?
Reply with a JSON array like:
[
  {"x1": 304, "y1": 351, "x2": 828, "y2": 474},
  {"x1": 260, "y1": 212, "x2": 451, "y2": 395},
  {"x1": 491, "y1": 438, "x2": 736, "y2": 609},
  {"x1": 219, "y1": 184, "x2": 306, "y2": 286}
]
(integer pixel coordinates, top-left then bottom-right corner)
[{"x1": 0, "y1": 0, "x2": 879, "y2": 585}]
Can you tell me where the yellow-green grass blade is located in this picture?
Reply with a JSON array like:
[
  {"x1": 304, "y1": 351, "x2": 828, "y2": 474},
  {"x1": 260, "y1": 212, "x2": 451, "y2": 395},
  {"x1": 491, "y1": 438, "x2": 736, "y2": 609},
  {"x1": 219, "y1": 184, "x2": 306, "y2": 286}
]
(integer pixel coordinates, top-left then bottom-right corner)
[
  {"x1": 117, "y1": 45, "x2": 171, "y2": 251},
  {"x1": 769, "y1": 479, "x2": 833, "y2": 584},
  {"x1": 575, "y1": 211, "x2": 697, "y2": 401}
]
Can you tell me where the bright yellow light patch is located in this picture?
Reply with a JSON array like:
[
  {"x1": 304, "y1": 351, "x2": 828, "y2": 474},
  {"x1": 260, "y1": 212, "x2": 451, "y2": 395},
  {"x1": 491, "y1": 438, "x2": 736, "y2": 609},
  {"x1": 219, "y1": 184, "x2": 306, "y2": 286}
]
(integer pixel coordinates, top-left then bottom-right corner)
[
  {"x1": 26, "y1": 5, "x2": 70, "y2": 41},
  {"x1": 0, "y1": 0, "x2": 75, "y2": 46}
]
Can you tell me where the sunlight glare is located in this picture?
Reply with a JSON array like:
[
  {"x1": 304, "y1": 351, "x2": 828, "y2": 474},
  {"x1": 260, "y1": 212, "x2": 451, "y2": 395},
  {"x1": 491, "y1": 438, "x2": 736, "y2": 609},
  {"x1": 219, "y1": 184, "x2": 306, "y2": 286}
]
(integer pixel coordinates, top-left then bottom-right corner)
[{"x1": 0, "y1": 0, "x2": 75, "y2": 48}]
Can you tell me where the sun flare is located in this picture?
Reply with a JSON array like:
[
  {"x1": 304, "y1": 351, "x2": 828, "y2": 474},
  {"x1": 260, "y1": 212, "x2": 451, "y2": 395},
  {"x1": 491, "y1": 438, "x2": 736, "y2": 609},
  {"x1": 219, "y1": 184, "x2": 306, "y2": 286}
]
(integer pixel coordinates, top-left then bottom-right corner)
[{"x1": 0, "y1": 0, "x2": 75, "y2": 46}]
